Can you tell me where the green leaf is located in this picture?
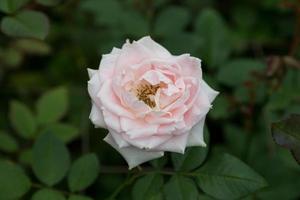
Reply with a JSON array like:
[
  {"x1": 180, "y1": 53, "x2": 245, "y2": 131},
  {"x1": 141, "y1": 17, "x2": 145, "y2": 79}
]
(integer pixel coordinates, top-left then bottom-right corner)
[
  {"x1": 150, "y1": 156, "x2": 168, "y2": 169},
  {"x1": 162, "y1": 33, "x2": 201, "y2": 55},
  {"x1": 32, "y1": 188, "x2": 65, "y2": 200},
  {"x1": 195, "y1": 153, "x2": 267, "y2": 199},
  {"x1": 1, "y1": 10, "x2": 49, "y2": 40},
  {"x1": 41, "y1": 123, "x2": 79, "y2": 143},
  {"x1": 9, "y1": 100, "x2": 37, "y2": 139},
  {"x1": 217, "y1": 59, "x2": 265, "y2": 87},
  {"x1": 272, "y1": 114, "x2": 300, "y2": 164},
  {"x1": 0, "y1": 131, "x2": 18, "y2": 153},
  {"x1": 0, "y1": 161, "x2": 31, "y2": 200},
  {"x1": 163, "y1": 175, "x2": 198, "y2": 200},
  {"x1": 120, "y1": 11, "x2": 149, "y2": 37},
  {"x1": 32, "y1": 132, "x2": 70, "y2": 186},
  {"x1": 68, "y1": 195, "x2": 93, "y2": 200},
  {"x1": 80, "y1": 0, "x2": 122, "y2": 26},
  {"x1": 36, "y1": 0, "x2": 61, "y2": 6},
  {"x1": 132, "y1": 173, "x2": 164, "y2": 200},
  {"x1": 224, "y1": 125, "x2": 248, "y2": 158},
  {"x1": 154, "y1": 6, "x2": 189, "y2": 36},
  {"x1": 1, "y1": 47, "x2": 23, "y2": 67},
  {"x1": 172, "y1": 128, "x2": 209, "y2": 171},
  {"x1": 36, "y1": 87, "x2": 68, "y2": 124},
  {"x1": 19, "y1": 148, "x2": 33, "y2": 166},
  {"x1": 68, "y1": 153, "x2": 100, "y2": 192},
  {"x1": 210, "y1": 95, "x2": 230, "y2": 120},
  {"x1": 0, "y1": 0, "x2": 30, "y2": 14},
  {"x1": 195, "y1": 9, "x2": 232, "y2": 68},
  {"x1": 14, "y1": 39, "x2": 51, "y2": 55}
]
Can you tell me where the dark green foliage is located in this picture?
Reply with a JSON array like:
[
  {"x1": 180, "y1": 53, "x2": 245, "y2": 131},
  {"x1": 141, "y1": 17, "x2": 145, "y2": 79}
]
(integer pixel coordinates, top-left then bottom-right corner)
[
  {"x1": 68, "y1": 153, "x2": 100, "y2": 192},
  {"x1": 1, "y1": 10, "x2": 49, "y2": 39},
  {"x1": 9, "y1": 100, "x2": 37, "y2": 138},
  {"x1": 32, "y1": 133, "x2": 70, "y2": 186},
  {"x1": 195, "y1": 153, "x2": 268, "y2": 199},
  {"x1": 0, "y1": 161, "x2": 31, "y2": 199},
  {"x1": 132, "y1": 173, "x2": 164, "y2": 200}
]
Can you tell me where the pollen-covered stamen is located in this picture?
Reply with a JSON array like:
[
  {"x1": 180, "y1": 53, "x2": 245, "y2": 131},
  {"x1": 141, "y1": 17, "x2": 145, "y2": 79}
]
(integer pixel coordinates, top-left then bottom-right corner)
[{"x1": 135, "y1": 83, "x2": 160, "y2": 108}]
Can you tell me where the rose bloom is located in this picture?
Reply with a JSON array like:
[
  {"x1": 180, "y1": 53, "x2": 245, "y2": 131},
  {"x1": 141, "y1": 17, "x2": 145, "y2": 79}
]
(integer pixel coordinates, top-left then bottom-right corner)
[{"x1": 88, "y1": 36, "x2": 218, "y2": 169}]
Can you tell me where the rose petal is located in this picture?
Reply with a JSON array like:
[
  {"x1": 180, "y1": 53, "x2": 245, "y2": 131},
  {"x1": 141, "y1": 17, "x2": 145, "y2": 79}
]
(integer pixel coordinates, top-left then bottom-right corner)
[
  {"x1": 123, "y1": 134, "x2": 172, "y2": 149},
  {"x1": 104, "y1": 134, "x2": 164, "y2": 169},
  {"x1": 137, "y1": 36, "x2": 171, "y2": 58},
  {"x1": 156, "y1": 132, "x2": 189, "y2": 153},
  {"x1": 98, "y1": 81, "x2": 135, "y2": 119},
  {"x1": 120, "y1": 117, "x2": 159, "y2": 139},
  {"x1": 140, "y1": 70, "x2": 172, "y2": 85},
  {"x1": 186, "y1": 117, "x2": 206, "y2": 147},
  {"x1": 116, "y1": 40, "x2": 151, "y2": 70},
  {"x1": 102, "y1": 109, "x2": 121, "y2": 132},
  {"x1": 87, "y1": 68, "x2": 97, "y2": 78},
  {"x1": 89, "y1": 104, "x2": 106, "y2": 128},
  {"x1": 99, "y1": 52, "x2": 119, "y2": 83},
  {"x1": 109, "y1": 129, "x2": 130, "y2": 148},
  {"x1": 201, "y1": 80, "x2": 219, "y2": 103},
  {"x1": 87, "y1": 72, "x2": 102, "y2": 107},
  {"x1": 176, "y1": 54, "x2": 202, "y2": 78}
]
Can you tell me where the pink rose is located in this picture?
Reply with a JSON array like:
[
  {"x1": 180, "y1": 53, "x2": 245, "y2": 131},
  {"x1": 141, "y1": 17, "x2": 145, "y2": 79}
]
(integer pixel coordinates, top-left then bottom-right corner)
[{"x1": 88, "y1": 36, "x2": 218, "y2": 169}]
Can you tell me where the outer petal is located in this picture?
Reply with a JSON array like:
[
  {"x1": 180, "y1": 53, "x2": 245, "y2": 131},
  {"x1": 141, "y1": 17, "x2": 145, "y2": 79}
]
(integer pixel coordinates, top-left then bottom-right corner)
[
  {"x1": 98, "y1": 48, "x2": 120, "y2": 83},
  {"x1": 102, "y1": 109, "x2": 121, "y2": 132},
  {"x1": 109, "y1": 129, "x2": 130, "y2": 148},
  {"x1": 137, "y1": 36, "x2": 171, "y2": 58},
  {"x1": 155, "y1": 132, "x2": 189, "y2": 153},
  {"x1": 175, "y1": 54, "x2": 202, "y2": 78},
  {"x1": 89, "y1": 104, "x2": 106, "y2": 128},
  {"x1": 186, "y1": 117, "x2": 206, "y2": 147},
  {"x1": 87, "y1": 68, "x2": 97, "y2": 78},
  {"x1": 104, "y1": 134, "x2": 164, "y2": 169},
  {"x1": 201, "y1": 80, "x2": 219, "y2": 103},
  {"x1": 87, "y1": 71, "x2": 102, "y2": 107}
]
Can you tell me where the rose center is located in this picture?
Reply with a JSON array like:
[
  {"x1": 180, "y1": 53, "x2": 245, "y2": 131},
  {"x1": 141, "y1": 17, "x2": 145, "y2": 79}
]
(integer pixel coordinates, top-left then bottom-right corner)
[{"x1": 134, "y1": 83, "x2": 160, "y2": 108}]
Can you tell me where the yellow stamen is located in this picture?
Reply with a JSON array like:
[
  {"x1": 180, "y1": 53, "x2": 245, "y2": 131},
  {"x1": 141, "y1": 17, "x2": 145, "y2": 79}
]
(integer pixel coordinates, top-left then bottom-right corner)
[{"x1": 135, "y1": 83, "x2": 160, "y2": 108}]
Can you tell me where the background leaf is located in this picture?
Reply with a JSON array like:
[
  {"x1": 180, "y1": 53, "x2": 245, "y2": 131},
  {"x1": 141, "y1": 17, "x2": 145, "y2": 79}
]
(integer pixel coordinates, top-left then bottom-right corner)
[
  {"x1": 9, "y1": 100, "x2": 37, "y2": 139},
  {"x1": 163, "y1": 175, "x2": 198, "y2": 200},
  {"x1": 41, "y1": 123, "x2": 79, "y2": 143},
  {"x1": 36, "y1": 0, "x2": 61, "y2": 6},
  {"x1": 0, "y1": 0, "x2": 30, "y2": 14},
  {"x1": 0, "y1": 161, "x2": 31, "y2": 200},
  {"x1": 132, "y1": 173, "x2": 163, "y2": 200},
  {"x1": 68, "y1": 153, "x2": 100, "y2": 192},
  {"x1": 14, "y1": 39, "x2": 51, "y2": 55},
  {"x1": 195, "y1": 9, "x2": 232, "y2": 68},
  {"x1": 1, "y1": 10, "x2": 49, "y2": 39},
  {"x1": 68, "y1": 195, "x2": 93, "y2": 200},
  {"x1": 217, "y1": 59, "x2": 265, "y2": 87},
  {"x1": 36, "y1": 87, "x2": 68, "y2": 124},
  {"x1": 32, "y1": 132, "x2": 70, "y2": 186},
  {"x1": 0, "y1": 131, "x2": 18, "y2": 153},
  {"x1": 272, "y1": 114, "x2": 300, "y2": 164},
  {"x1": 195, "y1": 153, "x2": 268, "y2": 199},
  {"x1": 19, "y1": 148, "x2": 33, "y2": 166},
  {"x1": 80, "y1": 0, "x2": 122, "y2": 26},
  {"x1": 154, "y1": 6, "x2": 189, "y2": 36},
  {"x1": 31, "y1": 188, "x2": 65, "y2": 200}
]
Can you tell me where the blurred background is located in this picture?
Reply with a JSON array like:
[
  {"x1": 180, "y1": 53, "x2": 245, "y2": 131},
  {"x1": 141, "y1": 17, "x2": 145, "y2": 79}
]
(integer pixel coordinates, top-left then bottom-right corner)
[{"x1": 0, "y1": 0, "x2": 300, "y2": 199}]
